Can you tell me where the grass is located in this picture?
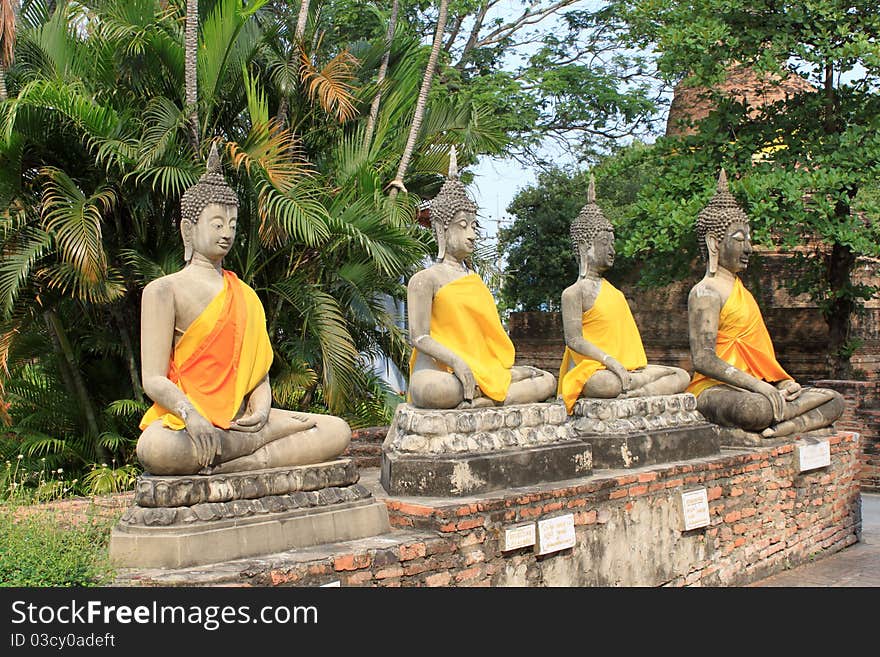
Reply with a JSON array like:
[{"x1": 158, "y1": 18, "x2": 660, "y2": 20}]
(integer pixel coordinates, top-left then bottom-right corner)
[{"x1": 0, "y1": 501, "x2": 120, "y2": 587}]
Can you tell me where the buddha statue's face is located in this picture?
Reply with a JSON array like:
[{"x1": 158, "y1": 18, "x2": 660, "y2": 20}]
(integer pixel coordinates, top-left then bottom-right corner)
[
  {"x1": 716, "y1": 220, "x2": 752, "y2": 274},
  {"x1": 444, "y1": 210, "x2": 478, "y2": 259},
  {"x1": 588, "y1": 229, "x2": 615, "y2": 274},
  {"x1": 188, "y1": 203, "x2": 237, "y2": 261}
]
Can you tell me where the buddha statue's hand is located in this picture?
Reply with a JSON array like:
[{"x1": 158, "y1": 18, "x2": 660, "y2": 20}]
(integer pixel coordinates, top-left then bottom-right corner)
[
  {"x1": 230, "y1": 407, "x2": 270, "y2": 433},
  {"x1": 776, "y1": 379, "x2": 802, "y2": 401},
  {"x1": 450, "y1": 357, "x2": 476, "y2": 402},
  {"x1": 754, "y1": 380, "x2": 786, "y2": 422},
  {"x1": 604, "y1": 357, "x2": 632, "y2": 394},
  {"x1": 185, "y1": 412, "x2": 222, "y2": 469}
]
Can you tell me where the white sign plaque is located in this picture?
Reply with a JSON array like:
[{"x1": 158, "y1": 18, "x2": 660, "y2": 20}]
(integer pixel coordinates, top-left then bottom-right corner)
[
  {"x1": 535, "y1": 514, "x2": 576, "y2": 555},
  {"x1": 797, "y1": 439, "x2": 831, "y2": 472},
  {"x1": 679, "y1": 487, "x2": 710, "y2": 531},
  {"x1": 501, "y1": 523, "x2": 536, "y2": 552}
]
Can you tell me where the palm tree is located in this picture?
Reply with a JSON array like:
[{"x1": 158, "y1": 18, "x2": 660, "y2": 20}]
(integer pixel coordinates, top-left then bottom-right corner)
[
  {"x1": 0, "y1": 0, "x2": 16, "y2": 101},
  {"x1": 185, "y1": 0, "x2": 199, "y2": 148},
  {"x1": 388, "y1": 0, "x2": 448, "y2": 198},
  {"x1": 363, "y1": 0, "x2": 399, "y2": 149}
]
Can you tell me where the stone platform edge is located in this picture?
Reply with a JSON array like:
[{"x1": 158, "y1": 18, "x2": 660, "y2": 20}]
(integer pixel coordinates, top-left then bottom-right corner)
[{"x1": 115, "y1": 431, "x2": 861, "y2": 587}]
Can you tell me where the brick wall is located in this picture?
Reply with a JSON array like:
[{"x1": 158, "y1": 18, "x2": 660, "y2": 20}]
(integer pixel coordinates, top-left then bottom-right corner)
[
  {"x1": 241, "y1": 432, "x2": 860, "y2": 587},
  {"x1": 814, "y1": 381, "x2": 880, "y2": 492},
  {"x1": 342, "y1": 426, "x2": 387, "y2": 469}
]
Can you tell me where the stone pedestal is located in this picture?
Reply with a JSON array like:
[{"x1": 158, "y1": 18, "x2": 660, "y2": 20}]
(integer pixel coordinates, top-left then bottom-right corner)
[
  {"x1": 717, "y1": 424, "x2": 835, "y2": 448},
  {"x1": 569, "y1": 394, "x2": 720, "y2": 469},
  {"x1": 109, "y1": 459, "x2": 390, "y2": 568},
  {"x1": 380, "y1": 402, "x2": 592, "y2": 496}
]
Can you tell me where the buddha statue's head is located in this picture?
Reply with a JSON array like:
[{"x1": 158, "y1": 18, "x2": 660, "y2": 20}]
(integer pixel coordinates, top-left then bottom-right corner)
[
  {"x1": 430, "y1": 146, "x2": 479, "y2": 262},
  {"x1": 696, "y1": 170, "x2": 752, "y2": 276},
  {"x1": 570, "y1": 175, "x2": 615, "y2": 278},
  {"x1": 180, "y1": 142, "x2": 240, "y2": 263}
]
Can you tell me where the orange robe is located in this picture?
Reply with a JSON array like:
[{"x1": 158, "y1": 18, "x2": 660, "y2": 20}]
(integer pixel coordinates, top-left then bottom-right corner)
[
  {"x1": 557, "y1": 279, "x2": 647, "y2": 413},
  {"x1": 409, "y1": 273, "x2": 515, "y2": 402},
  {"x1": 687, "y1": 277, "x2": 790, "y2": 397},
  {"x1": 139, "y1": 270, "x2": 273, "y2": 431}
]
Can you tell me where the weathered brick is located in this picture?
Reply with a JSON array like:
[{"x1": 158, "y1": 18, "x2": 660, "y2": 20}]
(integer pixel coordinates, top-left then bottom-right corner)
[
  {"x1": 375, "y1": 565, "x2": 404, "y2": 579},
  {"x1": 334, "y1": 553, "x2": 371, "y2": 571},
  {"x1": 456, "y1": 517, "x2": 484, "y2": 531},
  {"x1": 454, "y1": 566, "x2": 483, "y2": 583},
  {"x1": 610, "y1": 489, "x2": 629, "y2": 500},
  {"x1": 400, "y1": 542, "x2": 427, "y2": 561},
  {"x1": 402, "y1": 561, "x2": 431, "y2": 577},
  {"x1": 707, "y1": 486, "x2": 723, "y2": 501},
  {"x1": 425, "y1": 572, "x2": 452, "y2": 587}
]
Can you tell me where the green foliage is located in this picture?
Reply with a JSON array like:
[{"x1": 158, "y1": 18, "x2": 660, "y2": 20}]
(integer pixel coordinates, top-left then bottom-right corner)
[
  {"x1": 0, "y1": 504, "x2": 116, "y2": 586},
  {"x1": 498, "y1": 142, "x2": 665, "y2": 312},
  {"x1": 1, "y1": 0, "x2": 516, "y2": 480},
  {"x1": 610, "y1": 0, "x2": 880, "y2": 375}
]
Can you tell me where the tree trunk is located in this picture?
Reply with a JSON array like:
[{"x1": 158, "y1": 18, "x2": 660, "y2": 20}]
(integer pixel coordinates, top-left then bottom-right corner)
[
  {"x1": 0, "y1": 65, "x2": 6, "y2": 101},
  {"x1": 389, "y1": 0, "x2": 449, "y2": 198},
  {"x1": 185, "y1": 0, "x2": 200, "y2": 150},
  {"x1": 364, "y1": 0, "x2": 400, "y2": 148},
  {"x1": 44, "y1": 310, "x2": 110, "y2": 460},
  {"x1": 821, "y1": 61, "x2": 854, "y2": 379},
  {"x1": 295, "y1": 0, "x2": 310, "y2": 40},
  {"x1": 825, "y1": 241, "x2": 856, "y2": 379},
  {"x1": 110, "y1": 305, "x2": 144, "y2": 403}
]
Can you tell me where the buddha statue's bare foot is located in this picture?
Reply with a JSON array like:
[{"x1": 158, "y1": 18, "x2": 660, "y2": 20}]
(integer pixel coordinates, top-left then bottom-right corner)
[{"x1": 761, "y1": 426, "x2": 777, "y2": 438}]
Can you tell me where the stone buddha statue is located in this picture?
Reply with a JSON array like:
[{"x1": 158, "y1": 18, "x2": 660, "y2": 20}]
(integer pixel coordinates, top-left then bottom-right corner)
[
  {"x1": 406, "y1": 148, "x2": 557, "y2": 409},
  {"x1": 686, "y1": 170, "x2": 844, "y2": 438},
  {"x1": 558, "y1": 175, "x2": 690, "y2": 413},
  {"x1": 136, "y1": 143, "x2": 351, "y2": 475}
]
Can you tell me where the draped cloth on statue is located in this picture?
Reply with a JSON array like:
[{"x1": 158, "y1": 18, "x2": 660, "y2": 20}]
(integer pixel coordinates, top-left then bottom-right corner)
[
  {"x1": 557, "y1": 279, "x2": 647, "y2": 413},
  {"x1": 687, "y1": 276, "x2": 790, "y2": 398},
  {"x1": 139, "y1": 270, "x2": 273, "y2": 430},
  {"x1": 409, "y1": 273, "x2": 515, "y2": 402}
]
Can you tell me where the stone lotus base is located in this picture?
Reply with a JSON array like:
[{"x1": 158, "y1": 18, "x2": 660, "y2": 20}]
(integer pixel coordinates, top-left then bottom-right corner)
[
  {"x1": 109, "y1": 459, "x2": 390, "y2": 568},
  {"x1": 569, "y1": 393, "x2": 721, "y2": 469},
  {"x1": 716, "y1": 424, "x2": 835, "y2": 448},
  {"x1": 380, "y1": 402, "x2": 592, "y2": 496}
]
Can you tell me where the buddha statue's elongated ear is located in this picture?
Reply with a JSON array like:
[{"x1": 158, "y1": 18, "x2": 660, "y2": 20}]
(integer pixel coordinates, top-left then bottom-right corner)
[
  {"x1": 434, "y1": 222, "x2": 447, "y2": 261},
  {"x1": 577, "y1": 242, "x2": 589, "y2": 278},
  {"x1": 706, "y1": 234, "x2": 719, "y2": 276},
  {"x1": 181, "y1": 219, "x2": 194, "y2": 263}
]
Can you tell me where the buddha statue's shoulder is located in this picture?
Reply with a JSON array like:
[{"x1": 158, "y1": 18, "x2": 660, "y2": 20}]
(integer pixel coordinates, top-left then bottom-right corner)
[
  {"x1": 408, "y1": 263, "x2": 469, "y2": 295},
  {"x1": 687, "y1": 277, "x2": 725, "y2": 310},
  {"x1": 562, "y1": 277, "x2": 602, "y2": 311},
  {"x1": 142, "y1": 270, "x2": 183, "y2": 301}
]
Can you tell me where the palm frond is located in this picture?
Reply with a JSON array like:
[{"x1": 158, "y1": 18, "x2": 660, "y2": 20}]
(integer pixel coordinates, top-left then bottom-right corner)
[
  {"x1": 0, "y1": 225, "x2": 52, "y2": 315},
  {"x1": 198, "y1": 0, "x2": 268, "y2": 131},
  {"x1": 299, "y1": 45, "x2": 359, "y2": 123},
  {"x1": 39, "y1": 166, "x2": 115, "y2": 285},
  {"x1": 272, "y1": 278, "x2": 359, "y2": 413}
]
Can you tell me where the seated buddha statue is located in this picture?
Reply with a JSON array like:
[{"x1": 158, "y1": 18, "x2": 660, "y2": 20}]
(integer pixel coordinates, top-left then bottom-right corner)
[
  {"x1": 136, "y1": 143, "x2": 351, "y2": 475},
  {"x1": 687, "y1": 170, "x2": 844, "y2": 438},
  {"x1": 406, "y1": 148, "x2": 557, "y2": 409},
  {"x1": 558, "y1": 175, "x2": 690, "y2": 413}
]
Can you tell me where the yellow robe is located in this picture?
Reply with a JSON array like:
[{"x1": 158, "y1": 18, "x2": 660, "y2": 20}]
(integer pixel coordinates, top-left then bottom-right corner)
[
  {"x1": 409, "y1": 273, "x2": 515, "y2": 402},
  {"x1": 557, "y1": 279, "x2": 648, "y2": 413},
  {"x1": 139, "y1": 270, "x2": 273, "y2": 431},
  {"x1": 687, "y1": 276, "x2": 790, "y2": 397}
]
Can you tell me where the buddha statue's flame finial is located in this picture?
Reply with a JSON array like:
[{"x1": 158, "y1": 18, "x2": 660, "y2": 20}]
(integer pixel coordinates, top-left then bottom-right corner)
[{"x1": 449, "y1": 145, "x2": 458, "y2": 180}]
